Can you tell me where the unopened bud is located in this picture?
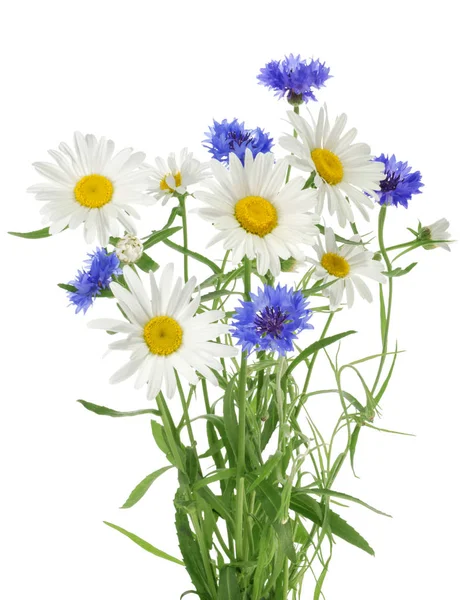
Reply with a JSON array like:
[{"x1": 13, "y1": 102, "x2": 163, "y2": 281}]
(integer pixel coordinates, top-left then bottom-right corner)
[{"x1": 115, "y1": 234, "x2": 143, "y2": 264}]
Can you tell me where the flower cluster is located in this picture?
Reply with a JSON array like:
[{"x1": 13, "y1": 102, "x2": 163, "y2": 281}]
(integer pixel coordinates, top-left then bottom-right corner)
[
  {"x1": 232, "y1": 285, "x2": 313, "y2": 355},
  {"x1": 258, "y1": 54, "x2": 331, "y2": 105},
  {"x1": 374, "y1": 154, "x2": 423, "y2": 208},
  {"x1": 203, "y1": 118, "x2": 273, "y2": 165},
  {"x1": 68, "y1": 248, "x2": 121, "y2": 314}
]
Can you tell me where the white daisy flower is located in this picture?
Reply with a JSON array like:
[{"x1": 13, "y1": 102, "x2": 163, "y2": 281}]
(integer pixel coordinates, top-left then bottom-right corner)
[
  {"x1": 310, "y1": 227, "x2": 386, "y2": 310},
  {"x1": 279, "y1": 107, "x2": 384, "y2": 227},
  {"x1": 89, "y1": 264, "x2": 237, "y2": 400},
  {"x1": 149, "y1": 148, "x2": 210, "y2": 205},
  {"x1": 28, "y1": 132, "x2": 152, "y2": 247},
  {"x1": 195, "y1": 150, "x2": 318, "y2": 277},
  {"x1": 421, "y1": 218, "x2": 452, "y2": 252}
]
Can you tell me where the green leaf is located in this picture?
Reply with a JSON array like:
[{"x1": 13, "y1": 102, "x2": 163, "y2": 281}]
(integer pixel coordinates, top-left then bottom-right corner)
[
  {"x1": 328, "y1": 511, "x2": 375, "y2": 556},
  {"x1": 298, "y1": 488, "x2": 391, "y2": 517},
  {"x1": 175, "y1": 502, "x2": 213, "y2": 598},
  {"x1": 142, "y1": 226, "x2": 182, "y2": 250},
  {"x1": 218, "y1": 566, "x2": 241, "y2": 600},
  {"x1": 162, "y1": 239, "x2": 220, "y2": 274},
  {"x1": 317, "y1": 224, "x2": 368, "y2": 246},
  {"x1": 104, "y1": 521, "x2": 183, "y2": 565},
  {"x1": 8, "y1": 226, "x2": 52, "y2": 239},
  {"x1": 374, "y1": 343, "x2": 399, "y2": 405},
  {"x1": 247, "y1": 451, "x2": 283, "y2": 493},
  {"x1": 200, "y1": 290, "x2": 241, "y2": 303},
  {"x1": 349, "y1": 425, "x2": 362, "y2": 476},
  {"x1": 313, "y1": 557, "x2": 331, "y2": 600},
  {"x1": 135, "y1": 252, "x2": 159, "y2": 273},
  {"x1": 256, "y1": 481, "x2": 297, "y2": 563},
  {"x1": 193, "y1": 468, "x2": 237, "y2": 491},
  {"x1": 290, "y1": 493, "x2": 375, "y2": 556},
  {"x1": 58, "y1": 283, "x2": 77, "y2": 293},
  {"x1": 77, "y1": 399, "x2": 160, "y2": 418},
  {"x1": 151, "y1": 420, "x2": 175, "y2": 464},
  {"x1": 283, "y1": 331, "x2": 356, "y2": 382},
  {"x1": 60, "y1": 284, "x2": 114, "y2": 297},
  {"x1": 383, "y1": 262, "x2": 417, "y2": 278},
  {"x1": 121, "y1": 467, "x2": 172, "y2": 509}
]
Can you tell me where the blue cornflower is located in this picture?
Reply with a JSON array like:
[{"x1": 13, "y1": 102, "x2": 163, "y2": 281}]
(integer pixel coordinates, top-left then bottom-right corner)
[
  {"x1": 257, "y1": 54, "x2": 331, "y2": 105},
  {"x1": 68, "y1": 248, "x2": 122, "y2": 314},
  {"x1": 374, "y1": 154, "x2": 423, "y2": 208},
  {"x1": 231, "y1": 285, "x2": 313, "y2": 356},
  {"x1": 203, "y1": 118, "x2": 273, "y2": 165}
]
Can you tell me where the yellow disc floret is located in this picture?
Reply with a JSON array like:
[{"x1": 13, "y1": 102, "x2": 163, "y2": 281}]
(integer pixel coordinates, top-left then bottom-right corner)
[
  {"x1": 143, "y1": 316, "x2": 183, "y2": 356},
  {"x1": 74, "y1": 174, "x2": 114, "y2": 208},
  {"x1": 311, "y1": 149, "x2": 344, "y2": 185},
  {"x1": 321, "y1": 252, "x2": 350, "y2": 278},
  {"x1": 160, "y1": 172, "x2": 182, "y2": 191},
  {"x1": 235, "y1": 195, "x2": 278, "y2": 237}
]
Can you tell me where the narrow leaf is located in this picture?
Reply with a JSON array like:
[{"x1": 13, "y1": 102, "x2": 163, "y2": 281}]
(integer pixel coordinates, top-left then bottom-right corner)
[
  {"x1": 175, "y1": 503, "x2": 213, "y2": 597},
  {"x1": 104, "y1": 521, "x2": 183, "y2": 565},
  {"x1": 283, "y1": 331, "x2": 356, "y2": 381},
  {"x1": 163, "y1": 239, "x2": 220, "y2": 274},
  {"x1": 121, "y1": 467, "x2": 172, "y2": 509},
  {"x1": 193, "y1": 468, "x2": 236, "y2": 491},
  {"x1": 247, "y1": 451, "x2": 283, "y2": 493},
  {"x1": 142, "y1": 226, "x2": 182, "y2": 250},
  {"x1": 350, "y1": 425, "x2": 362, "y2": 476},
  {"x1": 218, "y1": 566, "x2": 241, "y2": 600},
  {"x1": 8, "y1": 226, "x2": 51, "y2": 239},
  {"x1": 77, "y1": 399, "x2": 160, "y2": 418},
  {"x1": 135, "y1": 252, "x2": 159, "y2": 273},
  {"x1": 298, "y1": 488, "x2": 391, "y2": 517}
]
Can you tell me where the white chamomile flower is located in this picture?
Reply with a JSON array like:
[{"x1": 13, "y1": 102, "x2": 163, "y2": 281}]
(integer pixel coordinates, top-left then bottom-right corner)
[
  {"x1": 310, "y1": 227, "x2": 386, "y2": 310},
  {"x1": 115, "y1": 233, "x2": 143, "y2": 264},
  {"x1": 28, "y1": 132, "x2": 152, "y2": 247},
  {"x1": 421, "y1": 218, "x2": 452, "y2": 252},
  {"x1": 149, "y1": 148, "x2": 210, "y2": 205},
  {"x1": 89, "y1": 264, "x2": 237, "y2": 400},
  {"x1": 280, "y1": 106, "x2": 384, "y2": 227},
  {"x1": 195, "y1": 149, "x2": 318, "y2": 277}
]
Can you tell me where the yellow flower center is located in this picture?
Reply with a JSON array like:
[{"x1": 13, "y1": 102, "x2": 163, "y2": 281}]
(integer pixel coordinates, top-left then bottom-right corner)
[
  {"x1": 160, "y1": 172, "x2": 182, "y2": 191},
  {"x1": 235, "y1": 195, "x2": 278, "y2": 237},
  {"x1": 74, "y1": 174, "x2": 114, "y2": 208},
  {"x1": 143, "y1": 316, "x2": 183, "y2": 356},
  {"x1": 311, "y1": 149, "x2": 344, "y2": 185},
  {"x1": 321, "y1": 252, "x2": 350, "y2": 278}
]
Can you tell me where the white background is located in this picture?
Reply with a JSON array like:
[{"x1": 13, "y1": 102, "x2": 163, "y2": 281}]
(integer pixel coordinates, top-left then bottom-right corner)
[{"x1": 1, "y1": 1, "x2": 475, "y2": 598}]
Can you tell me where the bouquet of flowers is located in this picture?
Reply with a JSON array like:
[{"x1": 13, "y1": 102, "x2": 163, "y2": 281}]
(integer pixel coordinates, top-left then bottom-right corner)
[{"x1": 11, "y1": 54, "x2": 452, "y2": 599}]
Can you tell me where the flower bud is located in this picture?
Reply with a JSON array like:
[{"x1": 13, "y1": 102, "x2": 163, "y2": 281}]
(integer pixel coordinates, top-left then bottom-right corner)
[{"x1": 115, "y1": 234, "x2": 143, "y2": 264}]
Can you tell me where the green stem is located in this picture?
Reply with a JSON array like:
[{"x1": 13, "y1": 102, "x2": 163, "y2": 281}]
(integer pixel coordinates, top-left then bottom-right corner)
[
  {"x1": 283, "y1": 558, "x2": 289, "y2": 599},
  {"x1": 285, "y1": 105, "x2": 300, "y2": 184},
  {"x1": 156, "y1": 393, "x2": 217, "y2": 598},
  {"x1": 302, "y1": 313, "x2": 334, "y2": 397},
  {"x1": 235, "y1": 257, "x2": 252, "y2": 560},
  {"x1": 178, "y1": 195, "x2": 189, "y2": 282},
  {"x1": 372, "y1": 206, "x2": 393, "y2": 395}
]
